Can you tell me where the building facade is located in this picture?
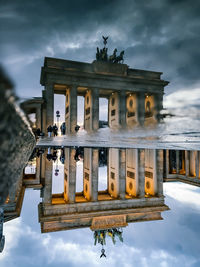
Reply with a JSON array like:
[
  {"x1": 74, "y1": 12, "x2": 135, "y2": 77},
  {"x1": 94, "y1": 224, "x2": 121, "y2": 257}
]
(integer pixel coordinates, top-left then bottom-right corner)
[{"x1": 40, "y1": 58, "x2": 169, "y2": 133}]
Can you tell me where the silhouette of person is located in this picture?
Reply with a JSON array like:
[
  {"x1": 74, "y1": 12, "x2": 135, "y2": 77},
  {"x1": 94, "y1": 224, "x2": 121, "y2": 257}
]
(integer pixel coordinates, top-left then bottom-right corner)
[
  {"x1": 100, "y1": 248, "x2": 106, "y2": 258},
  {"x1": 47, "y1": 125, "x2": 52, "y2": 137},
  {"x1": 75, "y1": 125, "x2": 80, "y2": 132},
  {"x1": 52, "y1": 124, "x2": 58, "y2": 136}
]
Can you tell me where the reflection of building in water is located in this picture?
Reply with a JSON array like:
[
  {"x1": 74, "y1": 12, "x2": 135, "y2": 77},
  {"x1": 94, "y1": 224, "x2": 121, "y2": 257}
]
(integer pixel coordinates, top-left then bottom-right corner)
[
  {"x1": 2, "y1": 151, "x2": 45, "y2": 223},
  {"x1": 39, "y1": 57, "x2": 168, "y2": 134},
  {"x1": 2, "y1": 174, "x2": 25, "y2": 222},
  {"x1": 21, "y1": 97, "x2": 44, "y2": 133},
  {"x1": 164, "y1": 150, "x2": 200, "y2": 186},
  {"x1": 38, "y1": 148, "x2": 169, "y2": 233},
  {"x1": 23, "y1": 154, "x2": 43, "y2": 189}
]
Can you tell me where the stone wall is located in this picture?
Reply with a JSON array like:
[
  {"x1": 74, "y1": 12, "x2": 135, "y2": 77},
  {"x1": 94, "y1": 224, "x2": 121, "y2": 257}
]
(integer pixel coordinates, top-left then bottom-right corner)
[{"x1": 0, "y1": 67, "x2": 36, "y2": 205}]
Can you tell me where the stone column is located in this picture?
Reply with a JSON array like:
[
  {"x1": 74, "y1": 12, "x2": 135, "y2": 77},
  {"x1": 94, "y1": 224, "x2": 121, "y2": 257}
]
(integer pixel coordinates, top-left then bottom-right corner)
[
  {"x1": 92, "y1": 88, "x2": 99, "y2": 131},
  {"x1": 119, "y1": 91, "x2": 126, "y2": 128},
  {"x1": 118, "y1": 149, "x2": 126, "y2": 199},
  {"x1": 138, "y1": 149, "x2": 145, "y2": 197},
  {"x1": 107, "y1": 96, "x2": 110, "y2": 126},
  {"x1": 83, "y1": 148, "x2": 99, "y2": 201},
  {"x1": 83, "y1": 148, "x2": 92, "y2": 200},
  {"x1": 165, "y1": 150, "x2": 169, "y2": 178},
  {"x1": 36, "y1": 156, "x2": 41, "y2": 181},
  {"x1": 156, "y1": 150, "x2": 163, "y2": 196},
  {"x1": 137, "y1": 92, "x2": 145, "y2": 126},
  {"x1": 108, "y1": 92, "x2": 119, "y2": 128},
  {"x1": 68, "y1": 148, "x2": 76, "y2": 203},
  {"x1": 40, "y1": 152, "x2": 46, "y2": 198},
  {"x1": 197, "y1": 151, "x2": 200, "y2": 178},
  {"x1": 190, "y1": 150, "x2": 196, "y2": 177},
  {"x1": 107, "y1": 148, "x2": 110, "y2": 191},
  {"x1": 176, "y1": 151, "x2": 180, "y2": 174},
  {"x1": 154, "y1": 93, "x2": 163, "y2": 123},
  {"x1": 108, "y1": 148, "x2": 119, "y2": 198},
  {"x1": 43, "y1": 151, "x2": 53, "y2": 204},
  {"x1": 126, "y1": 93, "x2": 137, "y2": 128},
  {"x1": 66, "y1": 85, "x2": 77, "y2": 134},
  {"x1": 64, "y1": 148, "x2": 69, "y2": 202},
  {"x1": 70, "y1": 85, "x2": 78, "y2": 133},
  {"x1": 45, "y1": 83, "x2": 54, "y2": 133},
  {"x1": 195, "y1": 151, "x2": 199, "y2": 178},
  {"x1": 84, "y1": 90, "x2": 90, "y2": 131},
  {"x1": 185, "y1": 150, "x2": 189, "y2": 177},
  {"x1": 36, "y1": 106, "x2": 41, "y2": 130},
  {"x1": 91, "y1": 149, "x2": 99, "y2": 201},
  {"x1": 126, "y1": 149, "x2": 138, "y2": 197},
  {"x1": 42, "y1": 90, "x2": 47, "y2": 134},
  {"x1": 84, "y1": 89, "x2": 99, "y2": 131},
  {"x1": 41, "y1": 152, "x2": 46, "y2": 179}
]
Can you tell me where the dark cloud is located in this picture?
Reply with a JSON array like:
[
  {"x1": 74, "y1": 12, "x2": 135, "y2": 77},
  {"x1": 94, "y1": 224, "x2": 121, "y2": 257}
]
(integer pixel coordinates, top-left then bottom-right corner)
[{"x1": 1, "y1": 0, "x2": 200, "y2": 97}]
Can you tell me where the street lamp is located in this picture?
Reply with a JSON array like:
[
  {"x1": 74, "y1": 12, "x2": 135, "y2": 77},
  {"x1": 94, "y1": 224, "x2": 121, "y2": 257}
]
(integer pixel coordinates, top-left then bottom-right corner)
[
  {"x1": 56, "y1": 110, "x2": 60, "y2": 135},
  {"x1": 56, "y1": 110, "x2": 60, "y2": 124}
]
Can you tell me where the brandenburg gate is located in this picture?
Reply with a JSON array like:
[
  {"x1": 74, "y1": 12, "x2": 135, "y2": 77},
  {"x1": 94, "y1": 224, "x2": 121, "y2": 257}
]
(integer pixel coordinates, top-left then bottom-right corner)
[
  {"x1": 38, "y1": 147, "x2": 168, "y2": 233},
  {"x1": 40, "y1": 42, "x2": 169, "y2": 133}
]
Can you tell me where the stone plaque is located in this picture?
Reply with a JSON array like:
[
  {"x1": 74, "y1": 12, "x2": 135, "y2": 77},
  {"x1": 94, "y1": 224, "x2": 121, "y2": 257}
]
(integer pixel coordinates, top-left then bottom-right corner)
[
  {"x1": 92, "y1": 61, "x2": 128, "y2": 76},
  {"x1": 90, "y1": 214, "x2": 128, "y2": 230}
]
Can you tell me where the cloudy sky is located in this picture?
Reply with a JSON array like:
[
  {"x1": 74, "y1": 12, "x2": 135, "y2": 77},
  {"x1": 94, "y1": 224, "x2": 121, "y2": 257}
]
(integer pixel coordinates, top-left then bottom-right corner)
[
  {"x1": 1, "y1": 179, "x2": 200, "y2": 267},
  {"x1": 1, "y1": 0, "x2": 200, "y2": 101}
]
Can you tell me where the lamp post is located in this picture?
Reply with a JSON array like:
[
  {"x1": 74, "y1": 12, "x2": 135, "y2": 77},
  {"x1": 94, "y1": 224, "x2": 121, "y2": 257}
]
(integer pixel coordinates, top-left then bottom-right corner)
[
  {"x1": 56, "y1": 110, "x2": 60, "y2": 135},
  {"x1": 56, "y1": 110, "x2": 60, "y2": 124}
]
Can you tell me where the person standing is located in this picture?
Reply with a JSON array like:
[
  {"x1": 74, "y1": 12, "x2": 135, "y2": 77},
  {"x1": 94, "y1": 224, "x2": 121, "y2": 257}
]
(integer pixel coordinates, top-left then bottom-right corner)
[
  {"x1": 36, "y1": 128, "x2": 41, "y2": 137},
  {"x1": 47, "y1": 125, "x2": 52, "y2": 137},
  {"x1": 60, "y1": 122, "x2": 66, "y2": 135},
  {"x1": 52, "y1": 124, "x2": 58, "y2": 136},
  {"x1": 75, "y1": 124, "x2": 80, "y2": 132}
]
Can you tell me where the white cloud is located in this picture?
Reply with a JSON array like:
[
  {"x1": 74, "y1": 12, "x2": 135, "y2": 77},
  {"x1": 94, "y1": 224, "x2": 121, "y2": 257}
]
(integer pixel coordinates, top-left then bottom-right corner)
[
  {"x1": 0, "y1": 218, "x2": 22, "y2": 261},
  {"x1": 46, "y1": 239, "x2": 99, "y2": 265},
  {"x1": 0, "y1": 213, "x2": 199, "y2": 267},
  {"x1": 151, "y1": 250, "x2": 176, "y2": 261},
  {"x1": 164, "y1": 87, "x2": 200, "y2": 109},
  {"x1": 164, "y1": 182, "x2": 200, "y2": 208}
]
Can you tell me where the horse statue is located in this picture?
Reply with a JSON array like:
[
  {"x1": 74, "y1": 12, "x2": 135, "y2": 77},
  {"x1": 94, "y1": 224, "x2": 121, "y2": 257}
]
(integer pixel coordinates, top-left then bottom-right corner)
[
  {"x1": 96, "y1": 47, "x2": 100, "y2": 60},
  {"x1": 109, "y1": 48, "x2": 117, "y2": 63},
  {"x1": 113, "y1": 50, "x2": 125, "y2": 64},
  {"x1": 101, "y1": 47, "x2": 108, "y2": 61}
]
